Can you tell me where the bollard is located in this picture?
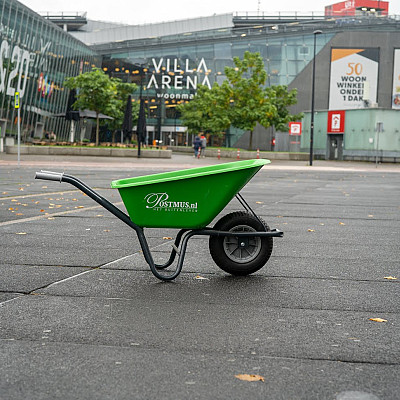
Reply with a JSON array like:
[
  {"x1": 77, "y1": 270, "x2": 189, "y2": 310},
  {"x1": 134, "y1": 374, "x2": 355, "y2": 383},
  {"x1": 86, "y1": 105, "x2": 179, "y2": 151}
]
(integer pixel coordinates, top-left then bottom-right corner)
[
  {"x1": 217, "y1": 148, "x2": 221, "y2": 160},
  {"x1": 256, "y1": 148, "x2": 260, "y2": 159},
  {"x1": 237, "y1": 148, "x2": 240, "y2": 160}
]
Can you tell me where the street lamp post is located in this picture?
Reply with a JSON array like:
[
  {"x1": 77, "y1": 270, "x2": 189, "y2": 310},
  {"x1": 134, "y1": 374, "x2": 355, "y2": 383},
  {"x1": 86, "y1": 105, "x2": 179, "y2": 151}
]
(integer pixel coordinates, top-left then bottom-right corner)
[
  {"x1": 309, "y1": 30, "x2": 322, "y2": 166},
  {"x1": 136, "y1": 65, "x2": 148, "y2": 158}
]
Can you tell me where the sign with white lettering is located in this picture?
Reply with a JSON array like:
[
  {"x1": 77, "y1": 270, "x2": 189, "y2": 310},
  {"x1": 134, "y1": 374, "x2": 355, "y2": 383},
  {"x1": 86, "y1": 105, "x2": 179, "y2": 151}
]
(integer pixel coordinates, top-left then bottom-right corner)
[
  {"x1": 328, "y1": 48, "x2": 379, "y2": 110},
  {"x1": 0, "y1": 38, "x2": 53, "y2": 100},
  {"x1": 147, "y1": 58, "x2": 211, "y2": 92}
]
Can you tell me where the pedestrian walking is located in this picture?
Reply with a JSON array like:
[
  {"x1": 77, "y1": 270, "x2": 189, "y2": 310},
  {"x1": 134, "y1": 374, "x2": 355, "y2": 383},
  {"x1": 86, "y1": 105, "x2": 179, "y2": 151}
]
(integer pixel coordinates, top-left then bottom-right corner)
[
  {"x1": 193, "y1": 134, "x2": 201, "y2": 158},
  {"x1": 200, "y1": 134, "x2": 207, "y2": 158}
]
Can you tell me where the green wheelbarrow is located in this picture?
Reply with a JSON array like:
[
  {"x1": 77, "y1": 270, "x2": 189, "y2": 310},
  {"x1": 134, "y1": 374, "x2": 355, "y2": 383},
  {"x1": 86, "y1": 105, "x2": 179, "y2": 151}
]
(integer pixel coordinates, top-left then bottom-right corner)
[{"x1": 35, "y1": 159, "x2": 283, "y2": 281}]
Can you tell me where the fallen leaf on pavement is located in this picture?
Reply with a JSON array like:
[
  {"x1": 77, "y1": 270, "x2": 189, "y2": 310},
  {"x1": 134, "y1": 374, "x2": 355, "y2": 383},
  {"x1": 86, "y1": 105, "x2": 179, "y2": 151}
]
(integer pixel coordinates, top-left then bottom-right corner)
[
  {"x1": 339, "y1": 222, "x2": 345, "y2": 225},
  {"x1": 308, "y1": 229, "x2": 315, "y2": 232},
  {"x1": 384, "y1": 276, "x2": 397, "y2": 280},
  {"x1": 163, "y1": 237, "x2": 172, "y2": 240},
  {"x1": 235, "y1": 374, "x2": 265, "y2": 382},
  {"x1": 16, "y1": 232, "x2": 27, "y2": 235},
  {"x1": 195, "y1": 276, "x2": 209, "y2": 280},
  {"x1": 255, "y1": 201, "x2": 263, "y2": 204},
  {"x1": 369, "y1": 318, "x2": 387, "y2": 323}
]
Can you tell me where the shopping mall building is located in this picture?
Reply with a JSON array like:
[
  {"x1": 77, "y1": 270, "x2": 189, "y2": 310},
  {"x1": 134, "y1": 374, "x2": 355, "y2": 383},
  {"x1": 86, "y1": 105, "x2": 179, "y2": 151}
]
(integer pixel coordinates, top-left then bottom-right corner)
[
  {"x1": 1, "y1": 0, "x2": 400, "y2": 161},
  {"x1": 0, "y1": 0, "x2": 100, "y2": 146}
]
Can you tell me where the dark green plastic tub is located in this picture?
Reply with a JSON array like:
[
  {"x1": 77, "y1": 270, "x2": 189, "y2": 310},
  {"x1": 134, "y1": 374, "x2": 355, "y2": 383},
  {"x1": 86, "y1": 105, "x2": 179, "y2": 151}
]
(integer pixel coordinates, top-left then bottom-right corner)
[{"x1": 111, "y1": 159, "x2": 270, "y2": 228}]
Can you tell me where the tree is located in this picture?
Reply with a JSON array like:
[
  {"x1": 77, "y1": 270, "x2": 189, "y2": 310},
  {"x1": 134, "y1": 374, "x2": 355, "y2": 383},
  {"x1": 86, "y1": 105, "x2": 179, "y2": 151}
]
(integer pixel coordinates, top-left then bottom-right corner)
[
  {"x1": 65, "y1": 68, "x2": 137, "y2": 145},
  {"x1": 266, "y1": 84, "x2": 302, "y2": 132},
  {"x1": 177, "y1": 84, "x2": 231, "y2": 136},
  {"x1": 224, "y1": 51, "x2": 277, "y2": 150},
  {"x1": 177, "y1": 51, "x2": 302, "y2": 150}
]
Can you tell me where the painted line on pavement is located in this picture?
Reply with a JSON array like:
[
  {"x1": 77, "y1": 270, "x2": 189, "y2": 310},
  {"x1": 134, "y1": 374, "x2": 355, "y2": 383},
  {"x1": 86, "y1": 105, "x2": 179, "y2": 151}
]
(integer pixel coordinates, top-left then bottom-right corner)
[{"x1": 0, "y1": 202, "x2": 123, "y2": 227}]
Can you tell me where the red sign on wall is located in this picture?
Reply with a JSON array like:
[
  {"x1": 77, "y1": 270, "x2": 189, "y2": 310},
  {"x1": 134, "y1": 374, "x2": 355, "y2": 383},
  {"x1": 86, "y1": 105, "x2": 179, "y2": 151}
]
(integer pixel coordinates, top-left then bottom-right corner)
[
  {"x1": 289, "y1": 122, "x2": 302, "y2": 136},
  {"x1": 327, "y1": 110, "x2": 346, "y2": 134},
  {"x1": 325, "y1": 1, "x2": 389, "y2": 17}
]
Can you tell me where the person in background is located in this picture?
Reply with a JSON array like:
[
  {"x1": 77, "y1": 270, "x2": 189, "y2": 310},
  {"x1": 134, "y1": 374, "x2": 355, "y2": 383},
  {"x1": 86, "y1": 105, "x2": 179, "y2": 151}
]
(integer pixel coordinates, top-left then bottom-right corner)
[
  {"x1": 193, "y1": 134, "x2": 201, "y2": 158},
  {"x1": 200, "y1": 133, "x2": 207, "y2": 158}
]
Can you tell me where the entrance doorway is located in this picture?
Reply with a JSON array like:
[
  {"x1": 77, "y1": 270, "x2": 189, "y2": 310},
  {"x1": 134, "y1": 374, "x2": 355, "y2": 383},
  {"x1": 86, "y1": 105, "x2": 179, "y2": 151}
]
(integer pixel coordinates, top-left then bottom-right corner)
[{"x1": 327, "y1": 134, "x2": 344, "y2": 160}]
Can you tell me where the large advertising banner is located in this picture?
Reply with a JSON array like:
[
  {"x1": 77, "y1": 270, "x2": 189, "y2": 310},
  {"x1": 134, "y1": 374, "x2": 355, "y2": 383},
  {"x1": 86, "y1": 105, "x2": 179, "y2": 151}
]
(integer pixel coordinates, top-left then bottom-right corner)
[
  {"x1": 329, "y1": 48, "x2": 379, "y2": 110},
  {"x1": 392, "y1": 49, "x2": 400, "y2": 109}
]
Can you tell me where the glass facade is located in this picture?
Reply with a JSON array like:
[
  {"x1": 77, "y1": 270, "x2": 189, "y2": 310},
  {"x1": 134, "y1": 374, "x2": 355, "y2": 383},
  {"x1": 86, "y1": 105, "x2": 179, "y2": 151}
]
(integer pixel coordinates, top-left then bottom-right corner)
[
  {"x1": 0, "y1": 0, "x2": 100, "y2": 142},
  {"x1": 100, "y1": 26, "x2": 334, "y2": 145}
]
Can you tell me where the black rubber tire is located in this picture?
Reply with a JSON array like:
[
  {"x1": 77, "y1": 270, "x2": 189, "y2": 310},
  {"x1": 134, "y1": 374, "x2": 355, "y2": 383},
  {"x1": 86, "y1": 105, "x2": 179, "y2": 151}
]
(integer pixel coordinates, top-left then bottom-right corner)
[{"x1": 209, "y1": 211, "x2": 273, "y2": 276}]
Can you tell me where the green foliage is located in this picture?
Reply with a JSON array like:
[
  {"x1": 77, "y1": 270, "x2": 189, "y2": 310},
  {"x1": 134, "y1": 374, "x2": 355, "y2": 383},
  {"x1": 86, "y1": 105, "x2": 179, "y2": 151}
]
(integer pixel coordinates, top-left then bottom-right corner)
[
  {"x1": 266, "y1": 85, "x2": 303, "y2": 132},
  {"x1": 65, "y1": 68, "x2": 137, "y2": 145},
  {"x1": 224, "y1": 52, "x2": 276, "y2": 149},
  {"x1": 107, "y1": 81, "x2": 139, "y2": 133},
  {"x1": 178, "y1": 51, "x2": 302, "y2": 150},
  {"x1": 177, "y1": 84, "x2": 231, "y2": 136}
]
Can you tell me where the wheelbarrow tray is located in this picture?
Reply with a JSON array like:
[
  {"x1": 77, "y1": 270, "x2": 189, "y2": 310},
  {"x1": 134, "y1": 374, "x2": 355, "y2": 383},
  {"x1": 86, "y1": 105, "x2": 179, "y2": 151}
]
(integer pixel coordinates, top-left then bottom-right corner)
[{"x1": 111, "y1": 159, "x2": 270, "y2": 229}]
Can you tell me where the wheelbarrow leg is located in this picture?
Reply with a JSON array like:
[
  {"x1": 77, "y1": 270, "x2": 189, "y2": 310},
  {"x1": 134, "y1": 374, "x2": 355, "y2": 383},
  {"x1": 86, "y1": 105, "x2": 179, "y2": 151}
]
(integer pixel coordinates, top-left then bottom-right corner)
[
  {"x1": 145, "y1": 230, "x2": 194, "y2": 281},
  {"x1": 154, "y1": 229, "x2": 188, "y2": 270}
]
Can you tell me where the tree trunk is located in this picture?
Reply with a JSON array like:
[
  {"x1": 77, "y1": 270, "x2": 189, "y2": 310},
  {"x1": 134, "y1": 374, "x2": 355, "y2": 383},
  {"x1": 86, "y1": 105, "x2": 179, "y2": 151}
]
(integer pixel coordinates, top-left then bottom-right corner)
[
  {"x1": 248, "y1": 130, "x2": 253, "y2": 151},
  {"x1": 96, "y1": 114, "x2": 100, "y2": 146}
]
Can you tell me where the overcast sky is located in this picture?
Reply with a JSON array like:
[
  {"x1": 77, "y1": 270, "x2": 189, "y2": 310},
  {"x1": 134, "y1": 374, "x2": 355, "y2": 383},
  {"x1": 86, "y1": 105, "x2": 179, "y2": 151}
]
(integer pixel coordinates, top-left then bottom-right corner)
[{"x1": 18, "y1": 0, "x2": 400, "y2": 25}]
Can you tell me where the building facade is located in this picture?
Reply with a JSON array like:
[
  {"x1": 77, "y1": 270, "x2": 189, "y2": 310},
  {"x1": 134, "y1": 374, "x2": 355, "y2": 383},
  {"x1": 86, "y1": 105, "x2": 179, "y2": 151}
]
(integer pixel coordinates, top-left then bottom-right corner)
[
  {"x1": 1, "y1": 0, "x2": 399, "y2": 161},
  {"x1": 0, "y1": 0, "x2": 100, "y2": 144},
  {"x1": 69, "y1": 5, "x2": 399, "y2": 160}
]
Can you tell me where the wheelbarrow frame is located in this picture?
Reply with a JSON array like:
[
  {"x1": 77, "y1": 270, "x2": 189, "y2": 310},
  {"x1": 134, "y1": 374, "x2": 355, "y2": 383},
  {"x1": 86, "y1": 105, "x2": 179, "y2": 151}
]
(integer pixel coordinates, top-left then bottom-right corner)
[{"x1": 35, "y1": 170, "x2": 283, "y2": 281}]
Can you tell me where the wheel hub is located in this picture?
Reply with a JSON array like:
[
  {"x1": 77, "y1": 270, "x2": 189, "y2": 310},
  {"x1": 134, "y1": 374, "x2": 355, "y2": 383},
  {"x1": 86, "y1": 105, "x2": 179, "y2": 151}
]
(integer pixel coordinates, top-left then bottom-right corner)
[{"x1": 223, "y1": 225, "x2": 262, "y2": 264}]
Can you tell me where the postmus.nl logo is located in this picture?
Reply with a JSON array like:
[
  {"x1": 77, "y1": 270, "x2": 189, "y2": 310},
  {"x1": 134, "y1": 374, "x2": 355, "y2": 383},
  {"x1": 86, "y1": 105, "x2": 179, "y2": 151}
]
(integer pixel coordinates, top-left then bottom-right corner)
[{"x1": 144, "y1": 193, "x2": 198, "y2": 212}]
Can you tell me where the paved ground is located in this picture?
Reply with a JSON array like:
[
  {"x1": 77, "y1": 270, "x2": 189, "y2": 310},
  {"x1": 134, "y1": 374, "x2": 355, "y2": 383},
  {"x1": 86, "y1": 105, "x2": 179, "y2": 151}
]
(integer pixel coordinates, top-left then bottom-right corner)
[{"x1": 0, "y1": 153, "x2": 399, "y2": 399}]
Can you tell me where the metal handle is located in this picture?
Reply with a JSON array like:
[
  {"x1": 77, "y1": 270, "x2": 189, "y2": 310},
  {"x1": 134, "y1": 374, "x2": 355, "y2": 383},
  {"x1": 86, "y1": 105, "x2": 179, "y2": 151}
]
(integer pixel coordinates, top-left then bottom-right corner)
[{"x1": 35, "y1": 171, "x2": 64, "y2": 182}]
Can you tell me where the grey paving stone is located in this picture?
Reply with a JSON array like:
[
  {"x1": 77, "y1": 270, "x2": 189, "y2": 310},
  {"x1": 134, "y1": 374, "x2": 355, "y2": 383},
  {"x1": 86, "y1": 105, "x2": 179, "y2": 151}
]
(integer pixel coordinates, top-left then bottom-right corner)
[
  {"x1": 0, "y1": 294, "x2": 398, "y2": 365},
  {"x1": 0, "y1": 264, "x2": 90, "y2": 293},
  {"x1": 0, "y1": 340, "x2": 398, "y2": 400}
]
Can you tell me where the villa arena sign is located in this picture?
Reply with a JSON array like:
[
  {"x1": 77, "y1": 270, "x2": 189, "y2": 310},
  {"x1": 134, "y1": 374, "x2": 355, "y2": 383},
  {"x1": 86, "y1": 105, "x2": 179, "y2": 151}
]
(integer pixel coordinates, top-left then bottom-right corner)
[{"x1": 146, "y1": 58, "x2": 212, "y2": 94}]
